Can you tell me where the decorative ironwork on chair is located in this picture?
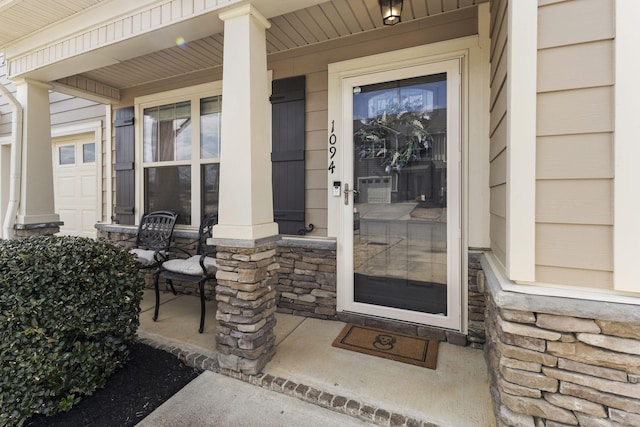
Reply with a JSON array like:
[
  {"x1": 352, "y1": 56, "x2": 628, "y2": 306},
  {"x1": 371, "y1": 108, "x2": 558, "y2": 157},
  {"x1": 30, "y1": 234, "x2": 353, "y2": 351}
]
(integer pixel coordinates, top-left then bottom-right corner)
[
  {"x1": 128, "y1": 211, "x2": 179, "y2": 269},
  {"x1": 153, "y1": 213, "x2": 218, "y2": 333}
]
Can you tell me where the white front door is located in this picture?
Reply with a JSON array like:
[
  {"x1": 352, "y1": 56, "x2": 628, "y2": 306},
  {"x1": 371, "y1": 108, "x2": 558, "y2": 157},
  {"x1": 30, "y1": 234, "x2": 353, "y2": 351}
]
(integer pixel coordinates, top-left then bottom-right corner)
[
  {"x1": 52, "y1": 134, "x2": 98, "y2": 238},
  {"x1": 335, "y1": 59, "x2": 462, "y2": 330}
]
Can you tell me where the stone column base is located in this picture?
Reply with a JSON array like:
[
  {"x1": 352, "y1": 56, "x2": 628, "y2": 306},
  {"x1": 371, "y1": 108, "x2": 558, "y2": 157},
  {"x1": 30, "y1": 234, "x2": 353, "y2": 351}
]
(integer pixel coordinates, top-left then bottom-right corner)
[
  {"x1": 13, "y1": 222, "x2": 63, "y2": 238},
  {"x1": 214, "y1": 240, "x2": 279, "y2": 375}
]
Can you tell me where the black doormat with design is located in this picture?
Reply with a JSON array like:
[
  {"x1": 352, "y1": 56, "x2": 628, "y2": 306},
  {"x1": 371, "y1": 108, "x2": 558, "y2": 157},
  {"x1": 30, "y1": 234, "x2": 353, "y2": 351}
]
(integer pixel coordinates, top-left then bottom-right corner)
[{"x1": 332, "y1": 324, "x2": 439, "y2": 369}]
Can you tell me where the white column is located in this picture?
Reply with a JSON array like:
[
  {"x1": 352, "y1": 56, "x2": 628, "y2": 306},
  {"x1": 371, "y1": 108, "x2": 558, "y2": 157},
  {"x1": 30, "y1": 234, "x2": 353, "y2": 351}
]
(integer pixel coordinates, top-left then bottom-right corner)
[
  {"x1": 14, "y1": 79, "x2": 60, "y2": 225},
  {"x1": 613, "y1": 1, "x2": 640, "y2": 292},
  {"x1": 213, "y1": 4, "x2": 278, "y2": 242},
  {"x1": 506, "y1": 1, "x2": 537, "y2": 283}
]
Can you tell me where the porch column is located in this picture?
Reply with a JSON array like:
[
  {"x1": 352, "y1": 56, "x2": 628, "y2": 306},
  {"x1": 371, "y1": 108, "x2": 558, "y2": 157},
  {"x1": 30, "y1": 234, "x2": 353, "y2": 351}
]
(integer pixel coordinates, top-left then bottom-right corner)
[
  {"x1": 214, "y1": 4, "x2": 278, "y2": 241},
  {"x1": 14, "y1": 79, "x2": 61, "y2": 237},
  {"x1": 213, "y1": 4, "x2": 278, "y2": 376}
]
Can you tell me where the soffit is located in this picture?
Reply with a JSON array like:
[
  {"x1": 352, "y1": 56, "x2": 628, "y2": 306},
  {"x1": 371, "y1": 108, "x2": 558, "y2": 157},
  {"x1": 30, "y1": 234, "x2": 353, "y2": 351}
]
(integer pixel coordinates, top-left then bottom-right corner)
[
  {"x1": 81, "y1": 0, "x2": 487, "y2": 91},
  {"x1": 0, "y1": 0, "x2": 108, "y2": 47},
  {"x1": 1, "y1": 0, "x2": 487, "y2": 94}
]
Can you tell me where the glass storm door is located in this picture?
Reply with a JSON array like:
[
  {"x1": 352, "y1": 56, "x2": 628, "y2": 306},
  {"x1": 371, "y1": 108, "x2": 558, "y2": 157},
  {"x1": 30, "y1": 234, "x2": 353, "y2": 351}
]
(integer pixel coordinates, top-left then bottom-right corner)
[{"x1": 342, "y1": 60, "x2": 461, "y2": 329}]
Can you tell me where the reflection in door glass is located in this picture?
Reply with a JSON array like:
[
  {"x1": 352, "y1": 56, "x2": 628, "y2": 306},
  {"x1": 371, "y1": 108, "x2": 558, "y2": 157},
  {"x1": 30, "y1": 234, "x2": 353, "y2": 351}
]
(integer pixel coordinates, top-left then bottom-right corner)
[{"x1": 352, "y1": 73, "x2": 448, "y2": 315}]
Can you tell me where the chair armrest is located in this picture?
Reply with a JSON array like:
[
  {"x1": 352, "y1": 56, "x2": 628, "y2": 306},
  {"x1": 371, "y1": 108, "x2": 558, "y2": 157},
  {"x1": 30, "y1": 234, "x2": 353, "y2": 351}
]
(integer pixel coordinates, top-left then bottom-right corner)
[
  {"x1": 164, "y1": 237, "x2": 200, "y2": 259},
  {"x1": 198, "y1": 252, "x2": 218, "y2": 275}
]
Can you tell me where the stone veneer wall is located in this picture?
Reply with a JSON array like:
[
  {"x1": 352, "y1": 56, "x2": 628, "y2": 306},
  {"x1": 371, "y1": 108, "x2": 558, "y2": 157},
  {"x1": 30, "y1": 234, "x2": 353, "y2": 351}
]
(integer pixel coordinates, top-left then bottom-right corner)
[
  {"x1": 275, "y1": 238, "x2": 338, "y2": 320},
  {"x1": 481, "y1": 255, "x2": 640, "y2": 427},
  {"x1": 214, "y1": 241, "x2": 279, "y2": 375},
  {"x1": 468, "y1": 251, "x2": 487, "y2": 348}
]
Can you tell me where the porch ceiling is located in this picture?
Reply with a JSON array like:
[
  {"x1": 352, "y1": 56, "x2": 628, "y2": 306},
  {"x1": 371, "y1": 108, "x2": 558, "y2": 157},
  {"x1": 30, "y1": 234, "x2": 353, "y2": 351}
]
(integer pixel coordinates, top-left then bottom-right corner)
[
  {"x1": 0, "y1": 0, "x2": 107, "y2": 47},
  {"x1": 1, "y1": 0, "x2": 487, "y2": 96}
]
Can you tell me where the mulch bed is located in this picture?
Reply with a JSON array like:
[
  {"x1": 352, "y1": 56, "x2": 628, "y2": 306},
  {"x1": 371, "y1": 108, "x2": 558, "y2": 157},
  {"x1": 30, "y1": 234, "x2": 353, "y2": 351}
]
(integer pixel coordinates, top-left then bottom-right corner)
[{"x1": 25, "y1": 342, "x2": 201, "y2": 427}]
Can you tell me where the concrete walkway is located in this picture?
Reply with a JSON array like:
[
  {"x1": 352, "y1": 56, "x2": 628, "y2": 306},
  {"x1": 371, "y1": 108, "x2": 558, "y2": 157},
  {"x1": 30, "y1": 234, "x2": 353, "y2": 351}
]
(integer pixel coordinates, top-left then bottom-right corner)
[
  {"x1": 137, "y1": 290, "x2": 496, "y2": 426},
  {"x1": 137, "y1": 371, "x2": 375, "y2": 427}
]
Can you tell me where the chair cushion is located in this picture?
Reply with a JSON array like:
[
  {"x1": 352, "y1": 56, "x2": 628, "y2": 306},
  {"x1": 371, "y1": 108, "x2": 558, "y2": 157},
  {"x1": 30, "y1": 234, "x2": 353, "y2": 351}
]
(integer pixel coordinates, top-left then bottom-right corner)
[
  {"x1": 163, "y1": 255, "x2": 218, "y2": 276},
  {"x1": 130, "y1": 248, "x2": 158, "y2": 266}
]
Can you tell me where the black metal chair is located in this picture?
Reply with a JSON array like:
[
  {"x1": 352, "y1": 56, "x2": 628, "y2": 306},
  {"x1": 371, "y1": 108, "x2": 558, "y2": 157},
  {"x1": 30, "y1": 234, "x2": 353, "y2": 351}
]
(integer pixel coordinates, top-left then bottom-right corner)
[
  {"x1": 153, "y1": 214, "x2": 218, "y2": 333},
  {"x1": 128, "y1": 211, "x2": 179, "y2": 270}
]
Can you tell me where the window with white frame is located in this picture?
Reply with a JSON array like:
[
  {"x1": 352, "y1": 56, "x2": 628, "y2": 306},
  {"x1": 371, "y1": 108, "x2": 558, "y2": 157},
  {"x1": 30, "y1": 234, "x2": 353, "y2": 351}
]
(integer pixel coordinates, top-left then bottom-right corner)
[{"x1": 137, "y1": 83, "x2": 221, "y2": 226}]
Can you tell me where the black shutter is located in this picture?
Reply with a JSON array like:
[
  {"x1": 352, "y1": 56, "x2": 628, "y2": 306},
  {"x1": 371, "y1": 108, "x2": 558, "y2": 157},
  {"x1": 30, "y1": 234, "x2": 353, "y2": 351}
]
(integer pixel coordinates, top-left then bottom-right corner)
[
  {"x1": 271, "y1": 76, "x2": 306, "y2": 235},
  {"x1": 114, "y1": 107, "x2": 135, "y2": 225}
]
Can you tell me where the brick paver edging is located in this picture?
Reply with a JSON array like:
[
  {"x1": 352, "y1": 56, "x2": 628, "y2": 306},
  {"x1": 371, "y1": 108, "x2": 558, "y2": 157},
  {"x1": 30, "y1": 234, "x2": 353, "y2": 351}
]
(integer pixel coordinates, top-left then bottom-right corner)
[{"x1": 136, "y1": 336, "x2": 438, "y2": 427}]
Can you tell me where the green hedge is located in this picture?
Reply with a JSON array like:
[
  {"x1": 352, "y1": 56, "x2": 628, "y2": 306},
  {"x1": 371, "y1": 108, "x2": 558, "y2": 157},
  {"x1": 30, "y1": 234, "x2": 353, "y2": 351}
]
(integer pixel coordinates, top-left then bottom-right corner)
[{"x1": 0, "y1": 236, "x2": 145, "y2": 426}]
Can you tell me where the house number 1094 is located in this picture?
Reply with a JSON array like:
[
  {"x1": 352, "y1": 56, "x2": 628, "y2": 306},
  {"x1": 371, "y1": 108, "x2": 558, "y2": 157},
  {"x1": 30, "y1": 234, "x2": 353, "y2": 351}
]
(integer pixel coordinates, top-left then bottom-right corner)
[{"x1": 328, "y1": 120, "x2": 337, "y2": 174}]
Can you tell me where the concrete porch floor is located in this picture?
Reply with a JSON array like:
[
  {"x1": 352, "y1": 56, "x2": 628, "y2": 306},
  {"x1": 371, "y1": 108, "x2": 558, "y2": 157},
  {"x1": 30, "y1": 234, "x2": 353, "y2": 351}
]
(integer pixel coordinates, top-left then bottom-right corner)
[{"x1": 138, "y1": 289, "x2": 496, "y2": 426}]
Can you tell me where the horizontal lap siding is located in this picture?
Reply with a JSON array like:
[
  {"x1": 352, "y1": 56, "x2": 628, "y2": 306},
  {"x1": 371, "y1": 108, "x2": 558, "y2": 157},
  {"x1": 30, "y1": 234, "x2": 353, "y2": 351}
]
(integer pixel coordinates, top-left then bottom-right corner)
[
  {"x1": 267, "y1": 7, "x2": 478, "y2": 237},
  {"x1": 536, "y1": 0, "x2": 614, "y2": 288},
  {"x1": 489, "y1": 0, "x2": 507, "y2": 267}
]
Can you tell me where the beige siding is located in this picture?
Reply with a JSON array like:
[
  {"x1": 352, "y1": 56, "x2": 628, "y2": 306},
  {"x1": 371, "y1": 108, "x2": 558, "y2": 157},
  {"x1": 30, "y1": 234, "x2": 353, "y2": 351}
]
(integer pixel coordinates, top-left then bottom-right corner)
[
  {"x1": 536, "y1": 223, "x2": 612, "y2": 272},
  {"x1": 535, "y1": 0, "x2": 615, "y2": 289},
  {"x1": 537, "y1": 87, "x2": 613, "y2": 136},
  {"x1": 537, "y1": 133, "x2": 612, "y2": 180},
  {"x1": 537, "y1": 40, "x2": 613, "y2": 93},
  {"x1": 536, "y1": 179, "x2": 612, "y2": 225},
  {"x1": 536, "y1": 266, "x2": 613, "y2": 290},
  {"x1": 489, "y1": 0, "x2": 508, "y2": 267},
  {"x1": 537, "y1": 0, "x2": 614, "y2": 49}
]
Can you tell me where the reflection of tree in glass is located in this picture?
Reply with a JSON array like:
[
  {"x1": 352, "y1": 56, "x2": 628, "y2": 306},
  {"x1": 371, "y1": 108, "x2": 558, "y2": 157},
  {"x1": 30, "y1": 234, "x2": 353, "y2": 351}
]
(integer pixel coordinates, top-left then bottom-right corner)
[{"x1": 354, "y1": 100, "x2": 433, "y2": 173}]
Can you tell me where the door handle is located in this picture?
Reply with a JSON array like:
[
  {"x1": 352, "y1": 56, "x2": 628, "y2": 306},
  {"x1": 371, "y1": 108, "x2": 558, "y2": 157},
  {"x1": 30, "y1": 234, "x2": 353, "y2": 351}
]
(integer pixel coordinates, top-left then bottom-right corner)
[{"x1": 344, "y1": 183, "x2": 359, "y2": 205}]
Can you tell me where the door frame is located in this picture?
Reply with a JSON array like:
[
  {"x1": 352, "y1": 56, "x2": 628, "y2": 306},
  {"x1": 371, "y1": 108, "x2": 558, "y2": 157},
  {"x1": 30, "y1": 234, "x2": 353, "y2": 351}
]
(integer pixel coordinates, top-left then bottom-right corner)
[{"x1": 328, "y1": 37, "x2": 480, "y2": 332}]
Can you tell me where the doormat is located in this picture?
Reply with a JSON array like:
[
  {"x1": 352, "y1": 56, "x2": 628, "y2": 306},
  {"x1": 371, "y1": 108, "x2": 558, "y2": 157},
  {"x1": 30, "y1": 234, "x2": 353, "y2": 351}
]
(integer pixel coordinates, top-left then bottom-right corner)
[{"x1": 332, "y1": 324, "x2": 439, "y2": 369}]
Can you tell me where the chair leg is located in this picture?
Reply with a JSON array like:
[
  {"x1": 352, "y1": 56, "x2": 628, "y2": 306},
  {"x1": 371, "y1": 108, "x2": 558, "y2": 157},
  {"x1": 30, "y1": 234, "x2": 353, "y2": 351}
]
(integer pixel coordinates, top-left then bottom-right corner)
[
  {"x1": 153, "y1": 271, "x2": 161, "y2": 322},
  {"x1": 167, "y1": 278, "x2": 177, "y2": 295},
  {"x1": 199, "y1": 280, "x2": 206, "y2": 333}
]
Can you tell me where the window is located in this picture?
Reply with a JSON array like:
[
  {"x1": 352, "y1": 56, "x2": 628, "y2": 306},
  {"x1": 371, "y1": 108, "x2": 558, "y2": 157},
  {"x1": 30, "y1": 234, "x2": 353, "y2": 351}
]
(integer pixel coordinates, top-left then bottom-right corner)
[
  {"x1": 83, "y1": 143, "x2": 95, "y2": 163},
  {"x1": 138, "y1": 83, "x2": 222, "y2": 226},
  {"x1": 59, "y1": 145, "x2": 75, "y2": 165}
]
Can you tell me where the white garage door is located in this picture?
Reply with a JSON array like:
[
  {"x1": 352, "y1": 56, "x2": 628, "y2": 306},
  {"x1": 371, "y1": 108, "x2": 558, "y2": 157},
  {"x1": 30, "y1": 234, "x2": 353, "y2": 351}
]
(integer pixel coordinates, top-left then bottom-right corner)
[{"x1": 52, "y1": 134, "x2": 98, "y2": 238}]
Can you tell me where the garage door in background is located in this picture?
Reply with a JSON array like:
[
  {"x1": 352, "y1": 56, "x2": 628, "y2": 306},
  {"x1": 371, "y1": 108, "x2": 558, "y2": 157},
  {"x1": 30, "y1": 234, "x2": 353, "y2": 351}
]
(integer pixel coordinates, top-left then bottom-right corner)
[{"x1": 52, "y1": 134, "x2": 98, "y2": 238}]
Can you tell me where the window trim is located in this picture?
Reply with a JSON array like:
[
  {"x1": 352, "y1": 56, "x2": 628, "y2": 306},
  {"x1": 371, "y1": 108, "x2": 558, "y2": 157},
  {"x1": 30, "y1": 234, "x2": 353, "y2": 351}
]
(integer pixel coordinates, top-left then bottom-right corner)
[{"x1": 134, "y1": 81, "x2": 222, "y2": 227}]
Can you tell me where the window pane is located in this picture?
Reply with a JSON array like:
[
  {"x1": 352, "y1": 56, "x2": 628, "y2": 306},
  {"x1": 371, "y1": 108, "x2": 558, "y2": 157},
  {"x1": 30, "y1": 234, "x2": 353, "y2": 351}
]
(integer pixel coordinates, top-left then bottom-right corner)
[
  {"x1": 145, "y1": 166, "x2": 192, "y2": 225},
  {"x1": 59, "y1": 145, "x2": 75, "y2": 165},
  {"x1": 83, "y1": 143, "x2": 95, "y2": 163},
  {"x1": 201, "y1": 163, "x2": 220, "y2": 218},
  {"x1": 143, "y1": 101, "x2": 191, "y2": 163},
  {"x1": 201, "y1": 96, "x2": 221, "y2": 159}
]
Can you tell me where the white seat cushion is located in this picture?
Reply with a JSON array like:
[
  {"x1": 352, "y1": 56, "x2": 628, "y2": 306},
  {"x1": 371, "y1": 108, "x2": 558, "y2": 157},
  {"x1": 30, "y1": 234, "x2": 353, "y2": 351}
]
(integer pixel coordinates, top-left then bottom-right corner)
[
  {"x1": 163, "y1": 255, "x2": 218, "y2": 276},
  {"x1": 130, "y1": 248, "x2": 158, "y2": 266}
]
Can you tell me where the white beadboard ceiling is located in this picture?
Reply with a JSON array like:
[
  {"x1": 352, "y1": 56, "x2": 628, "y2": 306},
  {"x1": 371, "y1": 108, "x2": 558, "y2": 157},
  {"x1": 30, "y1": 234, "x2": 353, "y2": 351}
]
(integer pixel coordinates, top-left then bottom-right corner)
[
  {"x1": 0, "y1": 0, "x2": 107, "y2": 47},
  {"x1": 1, "y1": 0, "x2": 487, "y2": 91}
]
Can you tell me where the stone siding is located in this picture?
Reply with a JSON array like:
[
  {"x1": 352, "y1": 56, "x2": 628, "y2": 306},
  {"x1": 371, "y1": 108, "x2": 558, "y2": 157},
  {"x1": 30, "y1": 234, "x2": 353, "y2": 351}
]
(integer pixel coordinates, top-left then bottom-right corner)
[
  {"x1": 482, "y1": 256, "x2": 640, "y2": 426},
  {"x1": 468, "y1": 251, "x2": 486, "y2": 348},
  {"x1": 275, "y1": 239, "x2": 337, "y2": 320},
  {"x1": 214, "y1": 242, "x2": 279, "y2": 374}
]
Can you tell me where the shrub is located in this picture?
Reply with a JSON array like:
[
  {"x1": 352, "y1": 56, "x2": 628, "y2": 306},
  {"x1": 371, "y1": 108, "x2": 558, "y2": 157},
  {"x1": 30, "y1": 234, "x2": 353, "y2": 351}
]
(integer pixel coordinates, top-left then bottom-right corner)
[{"x1": 0, "y1": 236, "x2": 145, "y2": 426}]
